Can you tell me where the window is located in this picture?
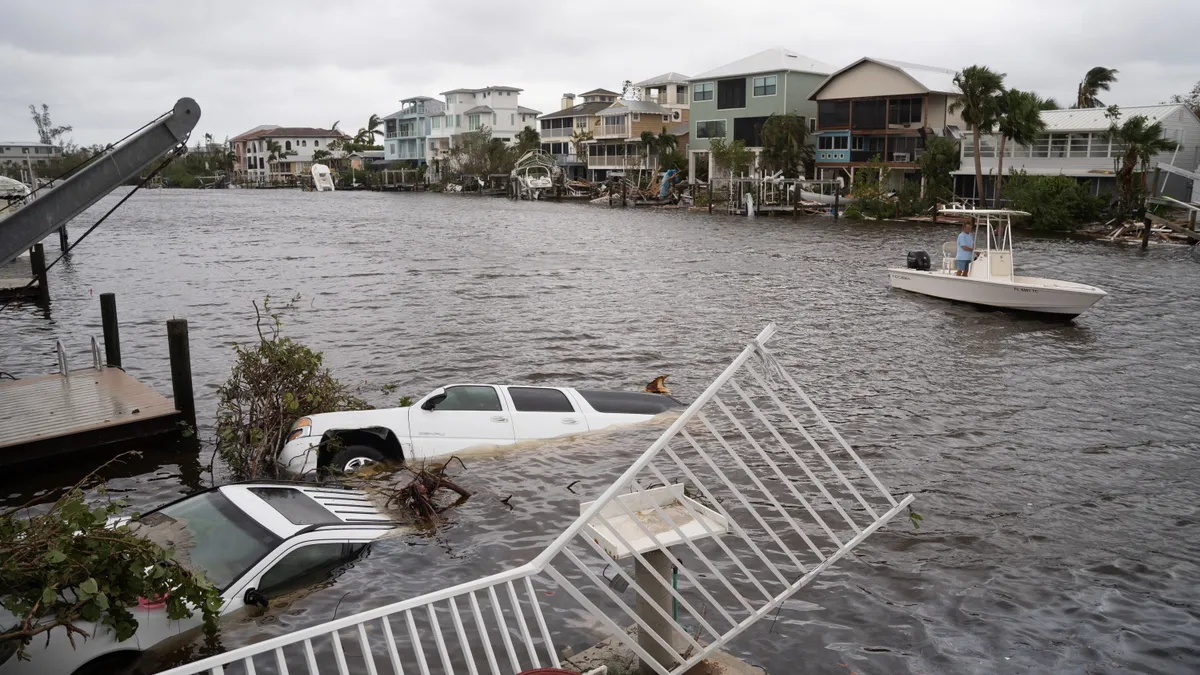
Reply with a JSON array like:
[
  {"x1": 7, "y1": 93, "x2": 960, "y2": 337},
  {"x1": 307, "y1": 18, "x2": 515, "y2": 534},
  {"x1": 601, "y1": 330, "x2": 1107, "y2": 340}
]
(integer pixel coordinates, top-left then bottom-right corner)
[
  {"x1": 818, "y1": 101, "x2": 850, "y2": 128},
  {"x1": 511, "y1": 114, "x2": 515, "y2": 125},
  {"x1": 446, "y1": 95, "x2": 454, "y2": 105},
  {"x1": 1049, "y1": 134, "x2": 1068, "y2": 158},
  {"x1": 889, "y1": 136, "x2": 919, "y2": 161},
  {"x1": 314, "y1": 140, "x2": 320, "y2": 147},
  {"x1": 851, "y1": 99, "x2": 886, "y2": 130},
  {"x1": 1030, "y1": 133, "x2": 1050, "y2": 157},
  {"x1": 436, "y1": 386, "x2": 502, "y2": 411},
  {"x1": 508, "y1": 387, "x2": 575, "y2": 413},
  {"x1": 301, "y1": 140, "x2": 307, "y2": 147},
  {"x1": 752, "y1": 75, "x2": 777, "y2": 97},
  {"x1": 258, "y1": 543, "x2": 365, "y2": 597},
  {"x1": 1069, "y1": 133, "x2": 1089, "y2": 158},
  {"x1": 285, "y1": 141, "x2": 292, "y2": 151},
  {"x1": 693, "y1": 83, "x2": 713, "y2": 102},
  {"x1": 22, "y1": 148, "x2": 29, "y2": 154},
  {"x1": 389, "y1": 143, "x2": 395, "y2": 155},
  {"x1": 433, "y1": 117, "x2": 441, "y2": 129},
  {"x1": 248, "y1": 488, "x2": 339, "y2": 525},
  {"x1": 632, "y1": 112, "x2": 640, "y2": 121},
  {"x1": 733, "y1": 116, "x2": 769, "y2": 146},
  {"x1": 1089, "y1": 134, "x2": 1110, "y2": 158},
  {"x1": 492, "y1": 113, "x2": 497, "y2": 125},
  {"x1": 851, "y1": 136, "x2": 865, "y2": 150},
  {"x1": 888, "y1": 98, "x2": 922, "y2": 126},
  {"x1": 818, "y1": 135, "x2": 848, "y2": 150},
  {"x1": 695, "y1": 120, "x2": 726, "y2": 139},
  {"x1": 808, "y1": 117, "x2": 816, "y2": 134},
  {"x1": 676, "y1": 86, "x2": 687, "y2": 104},
  {"x1": 717, "y1": 78, "x2": 746, "y2": 110},
  {"x1": 455, "y1": 115, "x2": 461, "y2": 127}
]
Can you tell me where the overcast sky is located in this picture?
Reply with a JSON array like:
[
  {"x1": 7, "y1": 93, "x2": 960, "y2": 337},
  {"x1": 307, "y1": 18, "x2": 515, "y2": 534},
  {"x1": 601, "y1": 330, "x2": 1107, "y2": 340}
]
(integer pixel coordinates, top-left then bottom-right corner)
[{"x1": 2, "y1": 0, "x2": 1197, "y2": 146}]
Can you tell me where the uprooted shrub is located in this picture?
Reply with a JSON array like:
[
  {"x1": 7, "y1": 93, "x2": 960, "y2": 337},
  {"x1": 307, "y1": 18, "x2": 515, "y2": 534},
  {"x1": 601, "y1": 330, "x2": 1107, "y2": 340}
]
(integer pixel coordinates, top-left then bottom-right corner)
[
  {"x1": 347, "y1": 458, "x2": 472, "y2": 525},
  {"x1": 216, "y1": 296, "x2": 369, "y2": 480},
  {"x1": 0, "y1": 459, "x2": 221, "y2": 662}
]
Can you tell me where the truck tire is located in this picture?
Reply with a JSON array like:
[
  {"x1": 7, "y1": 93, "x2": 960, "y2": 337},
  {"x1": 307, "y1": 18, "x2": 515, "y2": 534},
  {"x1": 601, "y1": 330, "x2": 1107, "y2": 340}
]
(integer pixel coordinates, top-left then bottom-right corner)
[{"x1": 329, "y1": 445, "x2": 387, "y2": 473}]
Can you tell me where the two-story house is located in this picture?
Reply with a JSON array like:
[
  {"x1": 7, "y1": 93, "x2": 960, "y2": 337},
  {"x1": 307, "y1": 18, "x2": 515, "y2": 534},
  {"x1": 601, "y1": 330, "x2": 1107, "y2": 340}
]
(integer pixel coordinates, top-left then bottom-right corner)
[
  {"x1": 427, "y1": 86, "x2": 540, "y2": 178},
  {"x1": 687, "y1": 48, "x2": 834, "y2": 181},
  {"x1": 953, "y1": 103, "x2": 1200, "y2": 202},
  {"x1": 587, "y1": 99, "x2": 679, "y2": 181},
  {"x1": 537, "y1": 89, "x2": 621, "y2": 180},
  {"x1": 230, "y1": 126, "x2": 349, "y2": 182},
  {"x1": 808, "y1": 57, "x2": 962, "y2": 190},
  {"x1": 0, "y1": 142, "x2": 63, "y2": 167},
  {"x1": 383, "y1": 97, "x2": 444, "y2": 166}
]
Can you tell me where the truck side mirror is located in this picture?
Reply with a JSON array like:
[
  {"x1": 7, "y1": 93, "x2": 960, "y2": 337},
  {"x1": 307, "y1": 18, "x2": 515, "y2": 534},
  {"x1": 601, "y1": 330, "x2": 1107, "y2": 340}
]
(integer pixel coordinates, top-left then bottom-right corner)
[
  {"x1": 421, "y1": 394, "x2": 446, "y2": 411},
  {"x1": 244, "y1": 587, "x2": 268, "y2": 608}
]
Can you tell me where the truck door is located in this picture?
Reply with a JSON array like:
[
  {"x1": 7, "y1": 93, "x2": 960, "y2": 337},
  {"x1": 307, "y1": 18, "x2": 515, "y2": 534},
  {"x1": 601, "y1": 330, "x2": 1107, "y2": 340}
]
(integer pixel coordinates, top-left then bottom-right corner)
[
  {"x1": 502, "y1": 386, "x2": 589, "y2": 441},
  {"x1": 408, "y1": 385, "x2": 516, "y2": 458}
]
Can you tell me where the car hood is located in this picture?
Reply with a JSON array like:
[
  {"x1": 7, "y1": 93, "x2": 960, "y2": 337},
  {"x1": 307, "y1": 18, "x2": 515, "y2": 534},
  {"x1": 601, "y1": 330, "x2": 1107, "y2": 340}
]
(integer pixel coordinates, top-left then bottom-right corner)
[{"x1": 307, "y1": 408, "x2": 409, "y2": 436}]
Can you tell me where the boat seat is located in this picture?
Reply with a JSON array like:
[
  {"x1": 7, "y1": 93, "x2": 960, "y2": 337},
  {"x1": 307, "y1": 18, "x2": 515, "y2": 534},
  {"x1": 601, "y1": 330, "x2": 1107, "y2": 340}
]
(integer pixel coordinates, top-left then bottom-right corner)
[{"x1": 942, "y1": 241, "x2": 957, "y2": 271}]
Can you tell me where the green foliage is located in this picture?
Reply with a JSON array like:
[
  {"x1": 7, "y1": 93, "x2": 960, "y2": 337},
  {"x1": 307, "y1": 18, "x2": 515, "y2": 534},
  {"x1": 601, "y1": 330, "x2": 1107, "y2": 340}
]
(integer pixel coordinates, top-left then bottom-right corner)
[
  {"x1": 515, "y1": 127, "x2": 540, "y2": 154},
  {"x1": 950, "y1": 65, "x2": 1006, "y2": 200},
  {"x1": 708, "y1": 137, "x2": 753, "y2": 177},
  {"x1": 1168, "y1": 80, "x2": 1200, "y2": 117},
  {"x1": 216, "y1": 295, "x2": 369, "y2": 479},
  {"x1": 994, "y1": 89, "x2": 1048, "y2": 205},
  {"x1": 658, "y1": 150, "x2": 686, "y2": 174},
  {"x1": 29, "y1": 103, "x2": 72, "y2": 147},
  {"x1": 1002, "y1": 172, "x2": 1103, "y2": 231},
  {"x1": 1104, "y1": 110, "x2": 1180, "y2": 221},
  {"x1": 758, "y1": 113, "x2": 812, "y2": 178},
  {"x1": 1075, "y1": 67, "x2": 1118, "y2": 109},
  {"x1": 918, "y1": 136, "x2": 961, "y2": 203},
  {"x1": 0, "y1": 470, "x2": 221, "y2": 661},
  {"x1": 451, "y1": 128, "x2": 518, "y2": 177},
  {"x1": 895, "y1": 180, "x2": 925, "y2": 217},
  {"x1": 843, "y1": 155, "x2": 895, "y2": 220}
]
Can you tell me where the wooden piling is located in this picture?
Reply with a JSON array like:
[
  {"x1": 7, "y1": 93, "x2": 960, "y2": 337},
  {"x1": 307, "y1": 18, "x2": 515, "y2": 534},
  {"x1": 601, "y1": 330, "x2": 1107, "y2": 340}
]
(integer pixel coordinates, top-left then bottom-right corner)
[
  {"x1": 833, "y1": 192, "x2": 840, "y2": 221},
  {"x1": 100, "y1": 293, "x2": 121, "y2": 368},
  {"x1": 58, "y1": 227, "x2": 69, "y2": 253},
  {"x1": 30, "y1": 243, "x2": 49, "y2": 304},
  {"x1": 1142, "y1": 167, "x2": 1161, "y2": 250},
  {"x1": 792, "y1": 180, "x2": 798, "y2": 218},
  {"x1": 167, "y1": 319, "x2": 196, "y2": 430},
  {"x1": 707, "y1": 181, "x2": 713, "y2": 214}
]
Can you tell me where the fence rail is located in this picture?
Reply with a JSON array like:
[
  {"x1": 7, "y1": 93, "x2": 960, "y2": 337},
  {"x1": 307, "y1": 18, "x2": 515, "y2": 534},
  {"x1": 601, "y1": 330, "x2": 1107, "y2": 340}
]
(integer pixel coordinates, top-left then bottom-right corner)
[{"x1": 160, "y1": 324, "x2": 912, "y2": 675}]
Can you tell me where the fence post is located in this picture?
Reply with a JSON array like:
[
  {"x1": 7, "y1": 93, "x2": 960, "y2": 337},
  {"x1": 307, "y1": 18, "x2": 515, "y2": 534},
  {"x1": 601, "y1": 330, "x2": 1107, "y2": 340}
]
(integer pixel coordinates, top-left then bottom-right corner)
[
  {"x1": 167, "y1": 319, "x2": 196, "y2": 430},
  {"x1": 30, "y1": 243, "x2": 49, "y2": 304},
  {"x1": 707, "y1": 180, "x2": 713, "y2": 214},
  {"x1": 100, "y1": 293, "x2": 121, "y2": 368}
]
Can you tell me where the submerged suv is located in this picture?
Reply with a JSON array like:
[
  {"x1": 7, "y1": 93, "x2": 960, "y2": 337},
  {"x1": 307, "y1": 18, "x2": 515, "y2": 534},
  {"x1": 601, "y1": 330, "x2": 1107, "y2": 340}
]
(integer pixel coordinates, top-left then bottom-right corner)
[
  {"x1": 0, "y1": 483, "x2": 400, "y2": 675},
  {"x1": 279, "y1": 383, "x2": 683, "y2": 475}
]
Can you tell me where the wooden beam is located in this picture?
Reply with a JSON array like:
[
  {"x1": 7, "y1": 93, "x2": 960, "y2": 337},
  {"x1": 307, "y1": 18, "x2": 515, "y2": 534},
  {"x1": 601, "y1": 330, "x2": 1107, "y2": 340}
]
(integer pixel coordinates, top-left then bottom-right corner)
[{"x1": 1146, "y1": 212, "x2": 1200, "y2": 243}]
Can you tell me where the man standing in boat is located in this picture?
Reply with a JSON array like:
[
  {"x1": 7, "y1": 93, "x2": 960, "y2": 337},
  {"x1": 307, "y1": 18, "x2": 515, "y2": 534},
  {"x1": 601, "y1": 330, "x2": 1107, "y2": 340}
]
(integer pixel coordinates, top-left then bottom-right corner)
[{"x1": 956, "y1": 221, "x2": 975, "y2": 276}]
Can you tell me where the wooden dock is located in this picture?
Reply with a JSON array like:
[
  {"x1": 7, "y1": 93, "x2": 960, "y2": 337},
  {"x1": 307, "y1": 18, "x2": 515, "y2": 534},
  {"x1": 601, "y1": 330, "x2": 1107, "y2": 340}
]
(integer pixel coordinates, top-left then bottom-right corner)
[
  {"x1": 0, "y1": 369, "x2": 182, "y2": 467},
  {"x1": 0, "y1": 242, "x2": 48, "y2": 303}
]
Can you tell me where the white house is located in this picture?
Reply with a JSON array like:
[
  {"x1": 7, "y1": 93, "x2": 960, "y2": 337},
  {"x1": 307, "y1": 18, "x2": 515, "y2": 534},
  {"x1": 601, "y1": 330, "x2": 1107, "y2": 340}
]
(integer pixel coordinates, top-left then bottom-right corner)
[
  {"x1": 231, "y1": 126, "x2": 349, "y2": 182},
  {"x1": 955, "y1": 104, "x2": 1200, "y2": 202},
  {"x1": 426, "y1": 86, "x2": 540, "y2": 177}
]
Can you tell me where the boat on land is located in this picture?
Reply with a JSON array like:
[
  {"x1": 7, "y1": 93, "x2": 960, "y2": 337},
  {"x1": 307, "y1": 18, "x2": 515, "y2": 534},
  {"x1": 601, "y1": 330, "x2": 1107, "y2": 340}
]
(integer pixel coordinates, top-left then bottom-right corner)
[
  {"x1": 887, "y1": 208, "x2": 1106, "y2": 318},
  {"x1": 310, "y1": 164, "x2": 335, "y2": 192}
]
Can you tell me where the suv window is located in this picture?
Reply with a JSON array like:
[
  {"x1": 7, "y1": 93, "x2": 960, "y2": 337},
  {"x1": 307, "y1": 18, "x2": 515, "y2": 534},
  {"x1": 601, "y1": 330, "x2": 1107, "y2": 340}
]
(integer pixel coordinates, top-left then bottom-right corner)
[
  {"x1": 438, "y1": 386, "x2": 502, "y2": 411},
  {"x1": 508, "y1": 387, "x2": 575, "y2": 413},
  {"x1": 259, "y1": 543, "x2": 365, "y2": 596}
]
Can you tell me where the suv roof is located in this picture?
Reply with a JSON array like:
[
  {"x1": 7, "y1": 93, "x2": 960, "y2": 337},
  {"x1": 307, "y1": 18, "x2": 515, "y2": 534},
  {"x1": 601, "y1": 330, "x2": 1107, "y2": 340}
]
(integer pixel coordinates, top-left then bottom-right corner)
[{"x1": 194, "y1": 483, "x2": 399, "y2": 539}]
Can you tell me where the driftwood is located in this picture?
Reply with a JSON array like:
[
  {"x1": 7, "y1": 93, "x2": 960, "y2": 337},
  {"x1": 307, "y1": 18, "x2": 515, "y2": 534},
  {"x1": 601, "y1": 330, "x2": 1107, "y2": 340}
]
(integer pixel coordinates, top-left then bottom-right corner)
[
  {"x1": 349, "y1": 458, "x2": 472, "y2": 523},
  {"x1": 645, "y1": 374, "x2": 671, "y2": 395}
]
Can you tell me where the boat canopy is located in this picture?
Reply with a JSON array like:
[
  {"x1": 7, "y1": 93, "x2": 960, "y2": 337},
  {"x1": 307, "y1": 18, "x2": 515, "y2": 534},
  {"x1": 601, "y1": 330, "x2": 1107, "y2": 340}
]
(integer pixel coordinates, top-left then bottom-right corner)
[{"x1": 0, "y1": 176, "x2": 31, "y2": 199}]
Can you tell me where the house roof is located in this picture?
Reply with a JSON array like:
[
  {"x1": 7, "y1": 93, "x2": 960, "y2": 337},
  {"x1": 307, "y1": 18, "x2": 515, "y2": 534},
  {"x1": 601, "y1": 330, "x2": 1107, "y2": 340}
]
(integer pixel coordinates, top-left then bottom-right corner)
[
  {"x1": 233, "y1": 126, "x2": 349, "y2": 141},
  {"x1": 517, "y1": 106, "x2": 542, "y2": 115},
  {"x1": 539, "y1": 100, "x2": 616, "y2": 120},
  {"x1": 463, "y1": 105, "x2": 494, "y2": 115},
  {"x1": 666, "y1": 122, "x2": 690, "y2": 137},
  {"x1": 1036, "y1": 104, "x2": 1190, "y2": 131},
  {"x1": 635, "y1": 72, "x2": 691, "y2": 87},
  {"x1": 600, "y1": 99, "x2": 672, "y2": 115},
  {"x1": 692, "y1": 48, "x2": 835, "y2": 81},
  {"x1": 580, "y1": 88, "x2": 620, "y2": 97},
  {"x1": 0, "y1": 141, "x2": 59, "y2": 148},
  {"x1": 440, "y1": 86, "x2": 524, "y2": 95},
  {"x1": 401, "y1": 96, "x2": 435, "y2": 103},
  {"x1": 807, "y1": 57, "x2": 958, "y2": 99}
]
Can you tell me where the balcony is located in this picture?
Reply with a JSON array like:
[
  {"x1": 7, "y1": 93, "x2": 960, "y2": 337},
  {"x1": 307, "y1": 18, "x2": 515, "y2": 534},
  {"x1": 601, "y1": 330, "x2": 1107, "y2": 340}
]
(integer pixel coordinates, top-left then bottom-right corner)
[
  {"x1": 552, "y1": 153, "x2": 582, "y2": 165},
  {"x1": 598, "y1": 123, "x2": 628, "y2": 138},
  {"x1": 541, "y1": 127, "x2": 572, "y2": 139}
]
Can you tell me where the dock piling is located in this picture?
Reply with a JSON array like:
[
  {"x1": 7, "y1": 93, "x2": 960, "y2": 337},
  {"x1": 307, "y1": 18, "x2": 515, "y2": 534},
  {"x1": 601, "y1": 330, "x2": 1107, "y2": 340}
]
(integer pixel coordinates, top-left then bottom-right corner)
[
  {"x1": 30, "y1": 243, "x2": 49, "y2": 304},
  {"x1": 100, "y1": 293, "x2": 121, "y2": 368},
  {"x1": 58, "y1": 227, "x2": 69, "y2": 253},
  {"x1": 834, "y1": 192, "x2": 841, "y2": 221},
  {"x1": 707, "y1": 181, "x2": 713, "y2": 214},
  {"x1": 167, "y1": 319, "x2": 196, "y2": 429}
]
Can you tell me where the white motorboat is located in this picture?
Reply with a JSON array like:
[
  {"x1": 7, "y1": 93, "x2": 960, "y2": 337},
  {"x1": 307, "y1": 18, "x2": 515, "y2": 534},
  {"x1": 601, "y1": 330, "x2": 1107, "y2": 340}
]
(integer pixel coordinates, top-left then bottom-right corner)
[
  {"x1": 310, "y1": 163, "x2": 335, "y2": 191},
  {"x1": 887, "y1": 209, "x2": 1106, "y2": 318}
]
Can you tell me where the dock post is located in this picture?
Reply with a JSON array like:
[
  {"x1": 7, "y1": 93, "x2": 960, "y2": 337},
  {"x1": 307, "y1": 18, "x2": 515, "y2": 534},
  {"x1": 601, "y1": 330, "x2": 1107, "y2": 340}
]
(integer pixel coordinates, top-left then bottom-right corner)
[
  {"x1": 1142, "y1": 166, "x2": 1161, "y2": 250},
  {"x1": 622, "y1": 180, "x2": 627, "y2": 207},
  {"x1": 30, "y1": 243, "x2": 50, "y2": 304},
  {"x1": 636, "y1": 550, "x2": 682, "y2": 674},
  {"x1": 100, "y1": 293, "x2": 121, "y2": 368},
  {"x1": 58, "y1": 227, "x2": 69, "y2": 252},
  {"x1": 707, "y1": 181, "x2": 713, "y2": 214},
  {"x1": 167, "y1": 319, "x2": 196, "y2": 430},
  {"x1": 834, "y1": 192, "x2": 840, "y2": 221},
  {"x1": 792, "y1": 180, "x2": 798, "y2": 218}
]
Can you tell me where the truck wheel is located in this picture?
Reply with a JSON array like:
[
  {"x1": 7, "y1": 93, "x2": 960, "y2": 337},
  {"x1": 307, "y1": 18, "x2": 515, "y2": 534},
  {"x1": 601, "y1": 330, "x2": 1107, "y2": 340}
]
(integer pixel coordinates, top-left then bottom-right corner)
[{"x1": 329, "y1": 445, "x2": 387, "y2": 473}]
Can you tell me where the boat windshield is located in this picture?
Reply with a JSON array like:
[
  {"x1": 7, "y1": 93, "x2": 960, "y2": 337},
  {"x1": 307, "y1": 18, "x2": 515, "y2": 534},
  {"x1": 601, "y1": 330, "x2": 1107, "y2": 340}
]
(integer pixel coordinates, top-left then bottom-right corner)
[{"x1": 135, "y1": 491, "x2": 282, "y2": 591}]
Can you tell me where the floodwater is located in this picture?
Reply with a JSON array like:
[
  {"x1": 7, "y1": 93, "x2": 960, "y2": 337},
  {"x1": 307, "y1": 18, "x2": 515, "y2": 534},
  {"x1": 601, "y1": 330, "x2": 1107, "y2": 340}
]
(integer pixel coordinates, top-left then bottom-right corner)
[{"x1": 2, "y1": 189, "x2": 1200, "y2": 674}]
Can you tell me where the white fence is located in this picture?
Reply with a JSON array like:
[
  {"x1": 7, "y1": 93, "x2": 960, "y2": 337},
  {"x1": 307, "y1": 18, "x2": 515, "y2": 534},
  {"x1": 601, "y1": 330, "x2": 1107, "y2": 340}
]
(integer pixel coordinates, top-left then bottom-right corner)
[{"x1": 160, "y1": 324, "x2": 913, "y2": 675}]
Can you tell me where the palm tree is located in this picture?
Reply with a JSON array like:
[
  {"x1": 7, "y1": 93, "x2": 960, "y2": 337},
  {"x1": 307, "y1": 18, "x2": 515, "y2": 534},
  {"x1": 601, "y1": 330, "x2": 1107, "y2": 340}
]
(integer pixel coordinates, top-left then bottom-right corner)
[
  {"x1": 993, "y1": 89, "x2": 1048, "y2": 206},
  {"x1": 365, "y1": 114, "x2": 384, "y2": 145},
  {"x1": 330, "y1": 120, "x2": 340, "y2": 133},
  {"x1": 758, "y1": 113, "x2": 811, "y2": 178},
  {"x1": 1075, "y1": 67, "x2": 1118, "y2": 109},
  {"x1": 949, "y1": 65, "x2": 1006, "y2": 204},
  {"x1": 639, "y1": 129, "x2": 658, "y2": 168},
  {"x1": 311, "y1": 149, "x2": 332, "y2": 164},
  {"x1": 1039, "y1": 98, "x2": 1062, "y2": 111},
  {"x1": 571, "y1": 129, "x2": 593, "y2": 167},
  {"x1": 656, "y1": 127, "x2": 678, "y2": 155},
  {"x1": 265, "y1": 139, "x2": 295, "y2": 175},
  {"x1": 1104, "y1": 109, "x2": 1179, "y2": 247}
]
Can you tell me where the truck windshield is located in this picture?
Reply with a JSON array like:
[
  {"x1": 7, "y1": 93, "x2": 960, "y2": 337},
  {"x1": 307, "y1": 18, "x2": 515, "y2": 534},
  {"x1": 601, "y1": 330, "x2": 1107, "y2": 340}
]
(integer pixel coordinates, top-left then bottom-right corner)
[{"x1": 137, "y1": 491, "x2": 281, "y2": 591}]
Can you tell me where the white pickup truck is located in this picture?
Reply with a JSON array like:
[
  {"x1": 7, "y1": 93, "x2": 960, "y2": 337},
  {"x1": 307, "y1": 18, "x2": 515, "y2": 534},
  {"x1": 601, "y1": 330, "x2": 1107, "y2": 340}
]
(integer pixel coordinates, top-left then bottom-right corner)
[{"x1": 278, "y1": 384, "x2": 682, "y2": 475}]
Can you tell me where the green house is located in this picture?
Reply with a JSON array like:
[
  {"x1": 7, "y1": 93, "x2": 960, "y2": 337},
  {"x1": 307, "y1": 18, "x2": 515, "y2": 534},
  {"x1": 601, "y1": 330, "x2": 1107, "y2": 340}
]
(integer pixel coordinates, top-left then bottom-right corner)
[{"x1": 687, "y1": 47, "x2": 834, "y2": 181}]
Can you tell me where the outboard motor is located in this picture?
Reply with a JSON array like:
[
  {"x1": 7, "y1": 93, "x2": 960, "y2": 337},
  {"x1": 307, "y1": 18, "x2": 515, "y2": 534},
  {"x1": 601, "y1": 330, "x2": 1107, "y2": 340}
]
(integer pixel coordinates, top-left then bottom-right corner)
[{"x1": 906, "y1": 251, "x2": 931, "y2": 271}]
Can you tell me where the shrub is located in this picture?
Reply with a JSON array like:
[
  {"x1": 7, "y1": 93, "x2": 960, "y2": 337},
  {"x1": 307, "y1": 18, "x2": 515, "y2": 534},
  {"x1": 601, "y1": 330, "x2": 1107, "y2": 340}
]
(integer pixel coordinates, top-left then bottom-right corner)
[
  {"x1": 0, "y1": 465, "x2": 221, "y2": 662},
  {"x1": 845, "y1": 155, "x2": 895, "y2": 220},
  {"x1": 1002, "y1": 173, "x2": 1104, "y2": 231},
  {"x1": 216, "y1": 296, "x2": 369, "y2": 479}
]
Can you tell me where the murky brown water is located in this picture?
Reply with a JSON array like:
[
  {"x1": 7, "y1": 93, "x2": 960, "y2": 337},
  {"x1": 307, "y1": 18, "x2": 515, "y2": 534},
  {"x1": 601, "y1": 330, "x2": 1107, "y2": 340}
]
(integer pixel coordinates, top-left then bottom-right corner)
[{"x1": 3, "y1": 189, "x2": 1200, "y2": 674}]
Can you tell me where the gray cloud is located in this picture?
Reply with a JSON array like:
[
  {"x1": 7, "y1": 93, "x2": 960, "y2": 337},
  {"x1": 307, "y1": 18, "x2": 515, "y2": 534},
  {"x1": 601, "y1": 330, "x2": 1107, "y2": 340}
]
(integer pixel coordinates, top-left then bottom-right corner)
[{"x1": 2, "y1": 0, "x2": 1197, "y2": 145}]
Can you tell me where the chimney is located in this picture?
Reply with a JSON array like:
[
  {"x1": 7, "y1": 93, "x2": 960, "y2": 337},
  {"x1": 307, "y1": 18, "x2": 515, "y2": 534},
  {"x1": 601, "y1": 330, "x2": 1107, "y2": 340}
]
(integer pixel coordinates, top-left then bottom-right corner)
[{"x1": 561, "y1": 93, "x2": 576, "y2": 110}]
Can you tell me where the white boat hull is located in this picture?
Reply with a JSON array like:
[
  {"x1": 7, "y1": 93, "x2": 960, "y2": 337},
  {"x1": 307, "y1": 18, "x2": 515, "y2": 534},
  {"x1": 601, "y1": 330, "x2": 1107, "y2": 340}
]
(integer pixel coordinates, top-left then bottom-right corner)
[
  {"x1": 798, "y1": 188, "x2": 853, "y2": 206},
  {"x1": 887, "y1": 269, "x2": 1106, "y2": 317}
]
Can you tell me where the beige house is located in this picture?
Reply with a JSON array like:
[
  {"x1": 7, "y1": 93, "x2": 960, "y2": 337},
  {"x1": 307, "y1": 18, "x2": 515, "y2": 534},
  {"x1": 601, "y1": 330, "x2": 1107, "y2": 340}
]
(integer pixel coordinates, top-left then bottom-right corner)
[{"x1": 809, "y1": 57, "x2": 964, "y2": 189}]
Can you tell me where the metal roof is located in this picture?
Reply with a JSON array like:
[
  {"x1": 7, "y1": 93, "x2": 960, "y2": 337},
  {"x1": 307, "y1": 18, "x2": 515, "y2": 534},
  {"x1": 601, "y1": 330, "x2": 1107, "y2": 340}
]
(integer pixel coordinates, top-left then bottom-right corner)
[
  {"x1": 539, "y1": 101, "x2": 615, "y2": 120},
  {"x1": 635, "y1": 72, "x2": 691, "y2": 87},
  {"x1": 808, "y1": 57, "x2": 958, "y2": 99},
  {"x1": 517, "y1": 106, "x2": 542, "y2": 115},
  {"x1": 692, "y1": 48, "x2": 835, "y2": 81},
  {"x1": 580, "y1": 88, "x2": 620, "y2": 97},
  {"x1": 600, "y1": 99, "x2": 671, "y2": 115},
  {"x1": 1037, "y1": 104, "x2": 1188, "y2": 131},
  {"x1": 440, "y1": 85, "x2": 524, "y2": 95}
]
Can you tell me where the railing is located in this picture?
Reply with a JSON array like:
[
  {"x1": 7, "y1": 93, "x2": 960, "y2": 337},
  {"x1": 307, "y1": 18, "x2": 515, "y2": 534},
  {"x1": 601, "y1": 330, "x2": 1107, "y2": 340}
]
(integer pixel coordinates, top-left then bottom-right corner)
[
  {"x1": 552, "y1": 154, "x2": 582, "y2": 165},
  {"x1": 541, "y1": 128, "x2": 572, "y2": 139},
  {"x1": 160, "y1": 324, "x2": 912, "y2": 675},
  {"x1": 599, "y1": 124, "x2": 628, "y2": 138}
]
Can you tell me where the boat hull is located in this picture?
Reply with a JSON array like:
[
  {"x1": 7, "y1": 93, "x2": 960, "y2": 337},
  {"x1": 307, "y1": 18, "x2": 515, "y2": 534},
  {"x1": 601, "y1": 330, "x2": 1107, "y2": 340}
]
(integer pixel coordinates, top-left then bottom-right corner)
[{"x1": 887, "y1": 269, "x2": 1105, "y2": 317}]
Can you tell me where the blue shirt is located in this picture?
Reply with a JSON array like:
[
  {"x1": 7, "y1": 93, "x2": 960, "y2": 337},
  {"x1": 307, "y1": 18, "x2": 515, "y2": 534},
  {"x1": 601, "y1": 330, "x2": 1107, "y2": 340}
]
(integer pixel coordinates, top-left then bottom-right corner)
[{"x1": 956, "y1": 232, "x2": 975, "y2": 260}]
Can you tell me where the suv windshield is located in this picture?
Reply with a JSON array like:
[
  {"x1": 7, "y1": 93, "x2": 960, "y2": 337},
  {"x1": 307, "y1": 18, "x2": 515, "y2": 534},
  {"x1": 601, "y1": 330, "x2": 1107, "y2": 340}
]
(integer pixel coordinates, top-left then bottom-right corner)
[{"x1": 136, "y1": 491, "x2": 281, "y2": 591}]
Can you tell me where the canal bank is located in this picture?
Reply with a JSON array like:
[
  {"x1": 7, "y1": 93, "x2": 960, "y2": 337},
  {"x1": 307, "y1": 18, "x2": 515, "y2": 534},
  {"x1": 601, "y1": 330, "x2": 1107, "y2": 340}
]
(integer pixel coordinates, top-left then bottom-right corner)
[{"x1": 2, "y1": 188, "x2": 1199, "y2": 674}]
